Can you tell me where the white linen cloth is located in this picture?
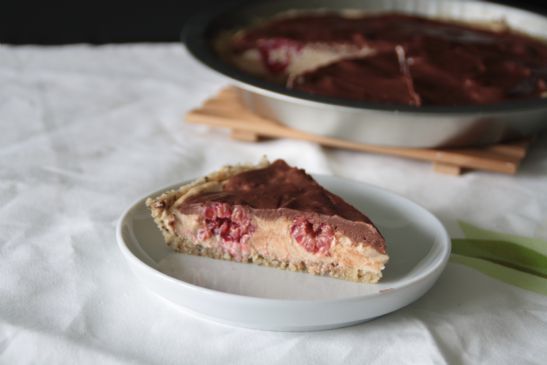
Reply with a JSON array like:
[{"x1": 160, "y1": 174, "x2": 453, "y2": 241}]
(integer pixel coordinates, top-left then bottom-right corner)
[{"x1": 0, "y1": 44, "x2": 546, "y2": 364}]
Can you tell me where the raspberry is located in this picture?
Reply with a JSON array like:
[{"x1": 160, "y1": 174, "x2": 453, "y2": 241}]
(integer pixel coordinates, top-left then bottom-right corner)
[
  {"x1": 198, "y1": 202, "x2": 255, "y2": 259},
  {"x1": 290, "y1": 217, "x2": 334, "y2": 255},
  {"x1": 256, "y1": 38, "x2": 302, "y2": 74}
]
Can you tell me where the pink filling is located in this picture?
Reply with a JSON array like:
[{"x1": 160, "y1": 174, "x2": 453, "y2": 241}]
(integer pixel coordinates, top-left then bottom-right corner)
[
  {"x1": 290, "y1": 217, "x2": 334, "y2": 255},
  {"x1": 256, "y1": 37, "x2": 302, "y2": 73},
  {"x1": 197, "y1": 202, "x2": 255, "y2": 260}
]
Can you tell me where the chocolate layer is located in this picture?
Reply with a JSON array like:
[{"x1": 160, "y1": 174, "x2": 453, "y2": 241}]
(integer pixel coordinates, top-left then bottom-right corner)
[
  {"x1": 230, "y1": 12, "x2": 547, "y2": 106},
  {"x1": 178, "y1": 160, "x2": 386, "y2": 253},
  {"x1": 293, "y1": 52, "x2": 421, "y2": 105}
]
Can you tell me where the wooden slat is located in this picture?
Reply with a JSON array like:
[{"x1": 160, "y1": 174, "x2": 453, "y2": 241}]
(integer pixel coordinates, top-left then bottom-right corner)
[
  {"x1": 433, "y1": 162, "x2": 463, "y2": 176},
  {"x1": 230, "y1": 129, "x2": 260, "y2": 142},
  {"x1": 486, "y1": 140, "x2": 531, "y2": 158},
  {"x1": 185, "y1": 87, "x2": 531, "y2": 175}
]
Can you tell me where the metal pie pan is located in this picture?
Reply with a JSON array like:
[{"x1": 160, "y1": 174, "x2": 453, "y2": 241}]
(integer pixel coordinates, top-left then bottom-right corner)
[{"x1": 183, "y1": 0, "x2": 547, "y2": 148}]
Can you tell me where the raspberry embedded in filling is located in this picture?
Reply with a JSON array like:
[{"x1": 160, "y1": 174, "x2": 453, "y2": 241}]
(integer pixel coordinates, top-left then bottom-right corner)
[
  {"x1": 255, "y1": 38, "x2": 303, "y2": 74},
  {"x1": 290, "y1": 216, "x2": 334, "y2": 255},
  {"x1": 197, "y1": 202, "x2": 255, "y2": 259}
]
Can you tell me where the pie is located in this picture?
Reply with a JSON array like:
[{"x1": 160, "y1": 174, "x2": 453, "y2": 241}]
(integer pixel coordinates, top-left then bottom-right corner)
[
  {"x1": 146, "y1": 159, "x2": 388, "y2": 283},
  {"x1": 217, "y1": 12, "x2": 547, "y2": 106}
]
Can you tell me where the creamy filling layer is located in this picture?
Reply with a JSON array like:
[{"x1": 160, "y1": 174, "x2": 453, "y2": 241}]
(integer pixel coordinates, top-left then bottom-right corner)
[
  {"x1": 230, "y1": 41, "x2": 374, "y2": 86},
  {"x1": 172, "y1": 206, "x2": 388, "y2": 274}
]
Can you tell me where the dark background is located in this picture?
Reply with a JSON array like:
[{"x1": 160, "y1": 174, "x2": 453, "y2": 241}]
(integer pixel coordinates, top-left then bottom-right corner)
[{"x1": 2, "y1": 0, "x2": 546, "y2": 44}]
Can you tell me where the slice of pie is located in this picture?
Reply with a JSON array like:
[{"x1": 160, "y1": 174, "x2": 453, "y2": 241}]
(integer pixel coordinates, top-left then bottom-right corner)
[{"x1": 146, "y1": 159, "x2": 388, "y2": 283}]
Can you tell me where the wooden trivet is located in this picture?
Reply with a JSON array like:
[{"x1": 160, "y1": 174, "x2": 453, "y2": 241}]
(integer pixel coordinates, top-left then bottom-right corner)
[{"x1": 186, "y1": 87, "x2": 532, "y2": 175}]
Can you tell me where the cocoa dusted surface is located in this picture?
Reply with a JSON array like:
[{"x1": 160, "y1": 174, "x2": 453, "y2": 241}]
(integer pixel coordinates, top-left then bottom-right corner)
[
  {"x1": 183, "y1": 160, "x2": 370, "y2": 221},
  {"x1": 233, "y1": 13, "x2": 547, "y2": 106},
  {"x1": 179, "y1": 160, "x2": 386, "y2": 253},
  {"x1": 293, "y1": 52, "x2": 422, "y2": 106}
]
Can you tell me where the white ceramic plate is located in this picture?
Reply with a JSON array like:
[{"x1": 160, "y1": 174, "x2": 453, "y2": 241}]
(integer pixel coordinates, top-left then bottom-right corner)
[{"x1": 117, "y1": 175, "x2": 450, "y2": 331}]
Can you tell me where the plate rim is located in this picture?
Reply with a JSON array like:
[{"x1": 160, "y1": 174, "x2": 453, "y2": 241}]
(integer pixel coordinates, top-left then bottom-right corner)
[{"x1": 116, "y1": 174, "x2": 451, "y2": 305}]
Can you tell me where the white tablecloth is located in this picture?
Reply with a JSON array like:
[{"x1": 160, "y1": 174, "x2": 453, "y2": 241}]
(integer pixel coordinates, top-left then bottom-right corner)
[{"x1": 1, "y1": 44, "x2": 546, "y2": 364}]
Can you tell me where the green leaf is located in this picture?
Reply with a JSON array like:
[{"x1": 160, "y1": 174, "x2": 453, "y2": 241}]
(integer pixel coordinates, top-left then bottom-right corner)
[
  {"x1": 459, "y1": 221, "x2": 547, "y2": 256},
  {"x1": 450, "y1": 254, "x2": 547, "y2": 296},
  {"x1": 452, "y1": 238, "x2": 547, "y2": 278}
]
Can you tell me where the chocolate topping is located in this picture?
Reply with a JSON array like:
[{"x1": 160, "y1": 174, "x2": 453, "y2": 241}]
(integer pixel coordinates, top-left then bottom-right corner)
[
  {"x1": 179, "y1": 160, "x2": 386, "y2": 253},
  {"x1": 231, "y1": 13, "x2": 547, "y2": 106},
  {"x1": 293, "y1": 52, "x2": 422, "y2": 105}
]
